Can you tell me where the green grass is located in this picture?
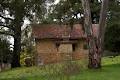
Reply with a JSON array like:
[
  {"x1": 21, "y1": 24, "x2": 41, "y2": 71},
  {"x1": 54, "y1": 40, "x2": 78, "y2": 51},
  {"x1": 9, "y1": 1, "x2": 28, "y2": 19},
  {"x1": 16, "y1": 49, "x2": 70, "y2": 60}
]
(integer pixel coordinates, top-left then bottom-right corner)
[{"x1": 0, "y1": 56, "x2": 120, "y2": 80}]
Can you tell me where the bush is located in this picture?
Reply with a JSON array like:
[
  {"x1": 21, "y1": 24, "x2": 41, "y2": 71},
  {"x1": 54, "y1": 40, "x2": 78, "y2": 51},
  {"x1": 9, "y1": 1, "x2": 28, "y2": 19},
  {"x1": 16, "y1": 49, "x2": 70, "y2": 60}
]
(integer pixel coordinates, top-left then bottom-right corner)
[
  {"x1": 105, "y1": 24, "x2": 120, "y2": 53},
  {"x1": 0, "y1": 38, "x2": 12, "y2": 63},
  {"x1": 20, "y1": 49, "x2": 35, "y2": 66},
  {"x1": 25, "y1": 57, "x2": 33, "y2": 67}
]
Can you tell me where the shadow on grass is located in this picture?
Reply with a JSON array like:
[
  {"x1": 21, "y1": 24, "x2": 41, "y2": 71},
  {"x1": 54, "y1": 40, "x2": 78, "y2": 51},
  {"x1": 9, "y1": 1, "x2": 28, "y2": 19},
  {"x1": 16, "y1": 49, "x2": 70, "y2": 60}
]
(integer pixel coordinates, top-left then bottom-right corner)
[{"x1": 103, "y1": 63, "x2": 120, "y2": 68}]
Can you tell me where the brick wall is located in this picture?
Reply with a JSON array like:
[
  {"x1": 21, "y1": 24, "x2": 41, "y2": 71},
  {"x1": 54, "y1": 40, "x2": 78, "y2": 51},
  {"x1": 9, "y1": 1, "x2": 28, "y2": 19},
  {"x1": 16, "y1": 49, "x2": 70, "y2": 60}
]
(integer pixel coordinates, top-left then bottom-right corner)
[{"x1": 35, "y1": 39, "x2": 88, "y2": 65}]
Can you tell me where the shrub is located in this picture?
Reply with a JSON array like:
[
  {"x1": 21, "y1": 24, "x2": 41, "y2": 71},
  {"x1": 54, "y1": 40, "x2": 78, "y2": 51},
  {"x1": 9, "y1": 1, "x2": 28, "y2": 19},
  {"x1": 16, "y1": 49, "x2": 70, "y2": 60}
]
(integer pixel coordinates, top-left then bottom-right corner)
[
  {"x1": 25, "y1": 57, "x2": 33, "y2": 67},
  {"x1": 105, "y1": 24, "x2": 120, "y2": 53}
]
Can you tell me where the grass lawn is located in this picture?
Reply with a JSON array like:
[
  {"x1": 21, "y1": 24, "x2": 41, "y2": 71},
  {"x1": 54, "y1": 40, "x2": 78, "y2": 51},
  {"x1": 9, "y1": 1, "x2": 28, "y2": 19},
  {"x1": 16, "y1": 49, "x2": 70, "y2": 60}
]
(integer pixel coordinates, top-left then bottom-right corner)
[{"x1": 0, "y1": 56, "x2": 120, "y2": 80}]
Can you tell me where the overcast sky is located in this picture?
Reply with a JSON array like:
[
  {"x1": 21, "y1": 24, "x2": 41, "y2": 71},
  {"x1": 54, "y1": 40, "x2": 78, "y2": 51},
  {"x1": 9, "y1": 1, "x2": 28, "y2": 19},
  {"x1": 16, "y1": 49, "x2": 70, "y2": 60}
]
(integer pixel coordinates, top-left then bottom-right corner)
[{"x1": 54, "y1": 0, "x2": 60, "y2": 4}]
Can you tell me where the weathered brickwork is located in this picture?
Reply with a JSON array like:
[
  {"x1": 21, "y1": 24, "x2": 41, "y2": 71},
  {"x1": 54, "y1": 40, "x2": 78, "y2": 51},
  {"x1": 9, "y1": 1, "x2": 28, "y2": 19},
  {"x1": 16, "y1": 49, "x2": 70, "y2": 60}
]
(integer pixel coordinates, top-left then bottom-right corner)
[{"x1": 35, "y1": 39, "x2": 88, "y2": 65}]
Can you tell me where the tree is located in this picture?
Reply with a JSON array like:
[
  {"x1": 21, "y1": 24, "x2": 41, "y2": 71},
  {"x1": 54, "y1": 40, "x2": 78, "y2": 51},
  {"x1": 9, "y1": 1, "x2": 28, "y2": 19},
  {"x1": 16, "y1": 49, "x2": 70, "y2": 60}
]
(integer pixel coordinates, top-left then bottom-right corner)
[
  {"x1": 46, "y1": 0, "x2": 102, "y2": 25},
  {"x1": 0, "y1": 0, "x2": 51, "y2": 68},
  {"x1": 46, "y1": 0, "x2": 83, "y2": 24},
  {"x1": 45, "y1": 0, "x2": 108, "y2": 68},
  {"x1": 105, "y1": 24, "x2": 120, "y2": 53},
  {"x1": 81, "y1": 0, "x2": 109, "y2": 68},
  {"x1": 104, "y1": 0, "x2": 120, "y2": 53},
  {"x1": 108, "y1": 0, "x2": 120, "y2": 25}
]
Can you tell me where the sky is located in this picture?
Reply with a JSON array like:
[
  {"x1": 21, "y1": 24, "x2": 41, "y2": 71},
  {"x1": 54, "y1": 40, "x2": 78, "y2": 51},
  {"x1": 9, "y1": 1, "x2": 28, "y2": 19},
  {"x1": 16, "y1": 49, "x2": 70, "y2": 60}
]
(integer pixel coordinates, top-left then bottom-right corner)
[{"x1": 54, "y1": 0, "x2": 60, "y2": 4}]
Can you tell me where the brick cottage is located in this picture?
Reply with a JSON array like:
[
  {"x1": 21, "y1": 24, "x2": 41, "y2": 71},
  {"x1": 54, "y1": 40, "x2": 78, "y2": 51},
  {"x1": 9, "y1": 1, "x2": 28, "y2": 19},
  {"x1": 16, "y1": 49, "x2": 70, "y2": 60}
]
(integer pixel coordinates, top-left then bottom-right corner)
[{"x1": 32, "y1": 24, "x2": 98, "y2": 65}]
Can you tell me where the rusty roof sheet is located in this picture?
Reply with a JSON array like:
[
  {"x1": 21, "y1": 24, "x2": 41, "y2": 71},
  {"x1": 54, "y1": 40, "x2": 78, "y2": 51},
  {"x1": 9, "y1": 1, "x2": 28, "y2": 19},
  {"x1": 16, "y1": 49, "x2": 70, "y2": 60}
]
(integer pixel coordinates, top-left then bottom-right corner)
[{"x1": 32, "y1": 24, "x2": 99, "y2": 39}]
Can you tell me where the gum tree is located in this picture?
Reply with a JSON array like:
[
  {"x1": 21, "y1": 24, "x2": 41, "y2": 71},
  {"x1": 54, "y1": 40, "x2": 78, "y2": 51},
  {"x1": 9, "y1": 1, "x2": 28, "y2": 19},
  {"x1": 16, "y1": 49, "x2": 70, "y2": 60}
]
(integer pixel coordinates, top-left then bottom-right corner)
[{"x1": 81, "y1": 0, "x2": 109, "y2": 68}]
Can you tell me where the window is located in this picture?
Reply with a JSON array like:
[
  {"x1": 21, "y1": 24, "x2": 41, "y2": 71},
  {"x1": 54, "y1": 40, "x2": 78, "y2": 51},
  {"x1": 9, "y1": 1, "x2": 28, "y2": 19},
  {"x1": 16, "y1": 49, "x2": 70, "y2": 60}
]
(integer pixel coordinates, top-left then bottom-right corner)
[
  {"x1": 72, "y1": 44, "x2": 77, "y2": 51},
  {"x1": 56, "y1": 43, "x2": 60, "y2": 51}
]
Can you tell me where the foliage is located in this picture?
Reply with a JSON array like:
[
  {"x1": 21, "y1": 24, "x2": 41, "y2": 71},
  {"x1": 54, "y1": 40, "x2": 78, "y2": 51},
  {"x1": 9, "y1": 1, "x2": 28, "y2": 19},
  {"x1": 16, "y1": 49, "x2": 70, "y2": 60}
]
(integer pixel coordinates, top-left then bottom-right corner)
[
  {"x1": 21, "y1": 26, "x2": 36, "y2": 66},
  {"x1": 45, "y1": 0, "x2": 83, "y2": 24},
  {"x1": 0, "y1": 36, "x2": 11, "y2": 63},
  {"x1": 20, "y1": 48, "x2": 35, "y2": 67},
  {"x1": 104, "y1": 0, "x2": 120, "y2": 52},
  {"x1": 0, "y1": 0, "x2": 54, "y2": 67},
  {"x1": 108, "y1": 0, "x2": 120, "y2": 25},
  {"x1": 45, "y1": 0, "x2": 101, "y2": 24},
  {"x1": 105, "y1": 24, "x2": 120, "y2": 52}
]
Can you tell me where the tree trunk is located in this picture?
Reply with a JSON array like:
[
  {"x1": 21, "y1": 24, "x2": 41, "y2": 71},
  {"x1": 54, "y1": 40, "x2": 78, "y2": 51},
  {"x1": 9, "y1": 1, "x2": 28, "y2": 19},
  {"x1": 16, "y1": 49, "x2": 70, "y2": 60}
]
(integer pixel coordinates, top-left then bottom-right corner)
[
  {"x1": 11, "y1": 35, "x2": 21, "y2": 67},
  {"x1": 11, "y1": 4, "x2": 23, "y2": 68},
  {"x1": 81, "y1": 0, "x2": 109, "y2": 69},
  {"x1": 98, "y1": 0, "x2": 109, "y2": 53},
  {"x1": 11, "y1": 24, "x2": 21, "y2": 68},
  {"x1": 88, "y1": 40, "x2": 102, "y2": 68}
]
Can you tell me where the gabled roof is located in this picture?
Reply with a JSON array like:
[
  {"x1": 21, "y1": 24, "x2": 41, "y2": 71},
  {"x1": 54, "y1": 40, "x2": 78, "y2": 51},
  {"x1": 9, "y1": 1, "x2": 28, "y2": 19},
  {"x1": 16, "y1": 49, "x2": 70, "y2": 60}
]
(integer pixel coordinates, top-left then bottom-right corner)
[{"x1": 32, "y1": 24, "x2": 98, "y2": 39}]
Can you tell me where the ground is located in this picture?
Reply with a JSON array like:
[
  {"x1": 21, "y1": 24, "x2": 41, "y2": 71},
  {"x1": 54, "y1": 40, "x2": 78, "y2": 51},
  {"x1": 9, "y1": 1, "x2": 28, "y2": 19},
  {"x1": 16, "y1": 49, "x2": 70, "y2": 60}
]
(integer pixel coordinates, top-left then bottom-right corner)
[{"x1": 0, "y1": 56, "x2": 120, "y2": 80}]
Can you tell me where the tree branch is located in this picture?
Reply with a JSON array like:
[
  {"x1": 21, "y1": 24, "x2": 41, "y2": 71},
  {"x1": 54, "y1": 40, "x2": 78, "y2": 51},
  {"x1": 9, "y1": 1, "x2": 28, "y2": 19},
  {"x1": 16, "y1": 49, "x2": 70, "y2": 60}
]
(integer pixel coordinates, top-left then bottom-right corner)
[
  {"x1": 0, "y1": 24, "x2": 14, "y2": 31},
  {"x1": 98, "y1": 0, "x2": 109, "y2": 52},
  {"x1": 0, "y1": 15, "x2": 14, "y2": 21},
  {"x1": 0, "y1": 31, "x2": 14, "y2": 36},
  {"x1": 0, "y1": 27, "x2": 4, "y2": 30}
]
